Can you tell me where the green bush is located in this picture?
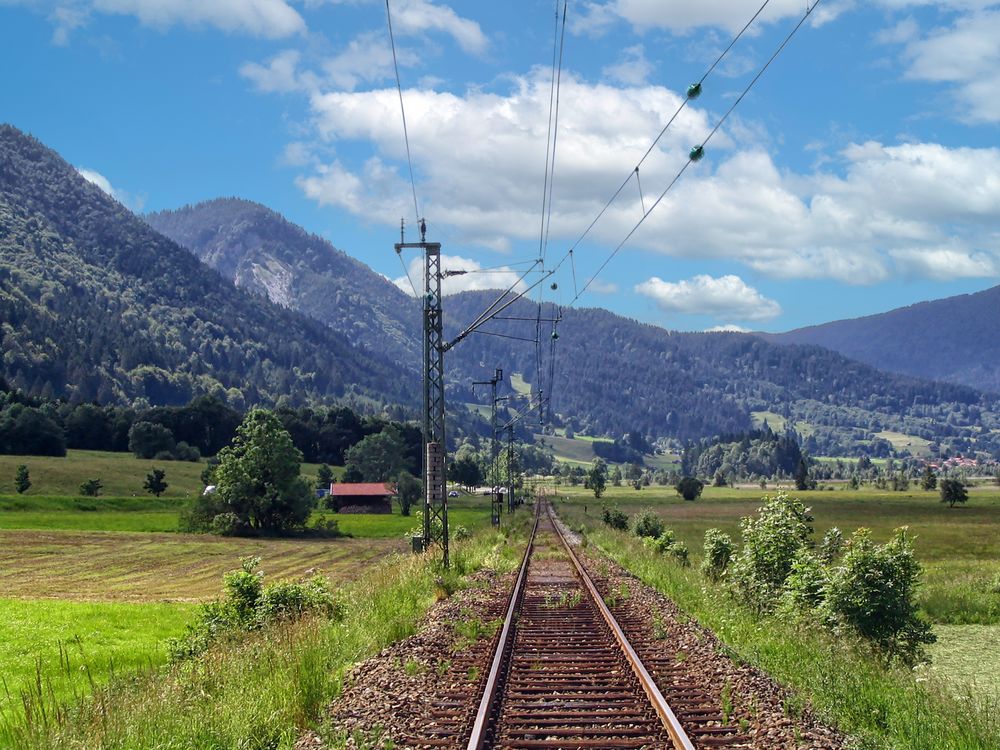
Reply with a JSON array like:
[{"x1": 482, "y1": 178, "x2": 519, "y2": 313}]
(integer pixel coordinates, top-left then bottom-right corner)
[
  {"x1": 668, "y1": 541, "x2": 690, "y2": 567},
  {"x1": 730, "y1": 492, "x2": 814, "y2": 613},
  {"x1": 822, "y1": 528, "x2": 935, "y2": 665},
  {"x1": 169, "y1": 556, "x2": 340, "y2": 661},
  {"x1": 209, "y1": 512, "x2": 242, "y2": 536},
  {"x1": 781, "y1": 549, "x2": 827, "y2": 613},
  {"x1": 601, "y1": 507, "x2": 628, "y2": 531},
  {"x1": 700, "y1": 528, "x2": 734, "y2": 582},
  {"x1": 818, "y1": 526, "x2": 844, "y2": 563},
  {"x1": 630, "y1": 508, "x2": 664, "y2": 539}
]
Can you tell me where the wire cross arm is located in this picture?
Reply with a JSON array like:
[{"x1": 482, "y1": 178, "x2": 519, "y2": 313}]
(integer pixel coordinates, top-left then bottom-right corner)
[{"x1": 443, "y1": 267, "x2": 555, "y2": 352}]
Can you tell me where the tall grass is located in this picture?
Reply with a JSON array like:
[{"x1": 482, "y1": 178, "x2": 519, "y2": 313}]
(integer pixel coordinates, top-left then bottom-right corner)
[
  {"x1": 0, "y1": 527, "x2": 524, "y2": 749},
  {"x1": 586, "y1": 526, "x2": 1000, "y2": 750}
]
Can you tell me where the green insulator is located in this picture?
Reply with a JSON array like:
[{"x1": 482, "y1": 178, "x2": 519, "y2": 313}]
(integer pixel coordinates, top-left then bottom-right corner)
[
  {"x1": 689, "y1": 145, "x2": 705, "y2": 162},
  {"x1": 686, "y1": 82, "x2": 702, "y2": 99},
  {"x1": 552, "y1": 331, "x2": 560, "y2": 340},
  {"x1": 550, "y1": 282, "x2": 558, "y2": 290},
  {"x1": 425, "y1": 292, "x2": 435, "y2": 303}
]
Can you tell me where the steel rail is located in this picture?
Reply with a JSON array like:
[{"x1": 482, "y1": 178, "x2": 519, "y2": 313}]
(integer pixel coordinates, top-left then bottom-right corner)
[
  {"x1": 466, "y1": 500, "x2": 696, "y2": 750},
  {"x1": 466, "y1": 503, "x2": 541, "y2": 750},
  {"x1": 546, "y1": 503, "x2": 697, "y2": 750}
]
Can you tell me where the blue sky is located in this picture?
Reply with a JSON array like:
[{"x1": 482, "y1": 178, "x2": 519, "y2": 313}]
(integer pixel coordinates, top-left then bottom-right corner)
[{"x1": 3, "y1": 0, "x2": 1000, "y2": 333}]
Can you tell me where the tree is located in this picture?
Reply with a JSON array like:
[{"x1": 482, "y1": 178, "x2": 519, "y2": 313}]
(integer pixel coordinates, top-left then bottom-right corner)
[
  {"x1": 14, "y1": 464, "x2": 30, "y2": 494},
  {"x1": 588, "y1": 460, "x2": 607, "y2": 499},
  {"x1": 794, "y1": 458, "x2": 814, "y2": 491},
  {"x1": 79, "y1": 478, "x2": 103, "y2": 497},
  {"x1": 211, "y1": 409, "x2": 314, "y2": 533},
  {"x1": 939, "y1": 478, "x2": 968, "y2": 508},
  {"x1": 344, "y1": 429, "x2": 407, "y2": 482},
  {"x1": 396, "y1": 471, "x2": 421, "y2": 517},
  {"x1": 315, "y1": 463, "x2": 334, "y2": 490},
  {"x1": 921, "y1": 465, "x2": 937, "y2": 491},
  {"x1": 128, "y1": 421, "x2": 176, "y2": 459},
  {"x1": 144, "y1": 468, "x2": 168, "y2": 497},
  {"x1": 450, "y1": 454, "x2": 483, "y2": 490},
  {"x1": 0, "y1": 405, "x2": 66, "y2": 456},
  {"x1": 675, "y1": 476, "x2": 704, "y2": 502}
]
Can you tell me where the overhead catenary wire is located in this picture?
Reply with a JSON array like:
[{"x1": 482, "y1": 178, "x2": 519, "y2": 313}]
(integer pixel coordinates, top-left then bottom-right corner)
[
  {"x1": 385, "y1": 0, "x2": 420, "y2": 222},
  {"x1": 559, "y1": 0, "x2": 775, "y2": 261},
  {"x1": 570, "y1": 0, "x2": 821, "y2": 305}
]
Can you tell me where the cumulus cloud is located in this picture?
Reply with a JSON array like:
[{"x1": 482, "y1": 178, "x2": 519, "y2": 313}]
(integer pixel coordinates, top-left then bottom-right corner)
[
  {"x1": 602, "y1": 44, "x2": 653, "y2": 85},
  {"x1": 15, "y1": 0, "x2": 306, "y2": 41},
  {"x1": 393, "y1": 254, "x2": 529, "y2": 296},
  {"x1": 636, "y1": 274, "x2": 781, "y2": 321},
  {"x1": 891, "y1": 247, "x2": 999, "y2": 280},
  {"x1": 573, "y1": 0, "x2": 845, "y2": 35},
  {"x1": 896, "y1": 9, "x2": 1000, "y2": 123},
  {"x1": 93, "y1": 0, "x2": 305, "y2": 36},
  {"x1": 308, "y1": 0, "x2": 486, "y2": 53},
  {"x1": 289, "y1": 64, "x2": 1000, "y2": 287},
  {"x1": 706, "y1": 323, "x2": 751, "y2": 332}
]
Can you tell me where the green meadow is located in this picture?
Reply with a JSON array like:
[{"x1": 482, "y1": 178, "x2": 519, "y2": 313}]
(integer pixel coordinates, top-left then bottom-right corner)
[
  {"x1": 0, "y1": 450, "x2": 495, "y2": 718},
  {"x1": 553, "y1": 481, "x2": 1000, "y2": 710}
]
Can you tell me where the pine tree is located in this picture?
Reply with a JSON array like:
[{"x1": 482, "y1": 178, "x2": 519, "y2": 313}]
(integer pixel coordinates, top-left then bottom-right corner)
[
  {"x1": 144, "y1": 468, "x2": 168, "y2": 497},
  {"x1": 14, "y1": 464, "x2": 30, "y2": 494}
]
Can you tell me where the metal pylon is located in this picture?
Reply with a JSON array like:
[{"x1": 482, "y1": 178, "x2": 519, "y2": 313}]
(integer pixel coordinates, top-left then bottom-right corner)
[{"x1": 396, "y1": 225, "x2": 448, "y2": 567}]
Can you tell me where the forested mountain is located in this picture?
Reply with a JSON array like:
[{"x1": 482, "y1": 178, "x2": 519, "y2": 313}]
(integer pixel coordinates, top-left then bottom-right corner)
[
  {"x1": 137, "y1": 192, "x2": 1000, "y2": 458},
  {"x1": 145, "y1": 199, "x2": 418, "y2": 359},
  {"x1": 765, "y1": 286, "x2": 1000, "y2": 393},
  {"x1": 443, "y1": 293, "x2": 1000, "y2": 457},
  {"x1": 0, "y1": 125, "x2": 414, "y2": 409}
]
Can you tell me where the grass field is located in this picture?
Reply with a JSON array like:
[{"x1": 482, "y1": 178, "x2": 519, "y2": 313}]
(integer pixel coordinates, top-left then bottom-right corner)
[
  {"x1": 0, "y1": 530, "x2": 403, "y2": 602},
  {"x1": 875, "y1": 430, "x2": 933, "y2": 457},
  {"x1": 0, "y1": 450, "x2": 337, "y2": 498},
  {"x1": 554, "y1": 482, "x2": 1000, "y2": 702},
  {"x1": 0, "y1": 599, "x2": 193, "y2": 715}
]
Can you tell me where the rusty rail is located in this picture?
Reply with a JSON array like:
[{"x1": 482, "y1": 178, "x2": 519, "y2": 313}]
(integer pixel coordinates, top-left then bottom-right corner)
[{"x1": 465, "y1": 500, "x2": 698, "y2": 750}]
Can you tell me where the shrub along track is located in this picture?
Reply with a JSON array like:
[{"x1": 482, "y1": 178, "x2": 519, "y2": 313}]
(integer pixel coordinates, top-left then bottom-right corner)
[{"x1": 316, "y1": 504, "x2": 845, "y2": 749}]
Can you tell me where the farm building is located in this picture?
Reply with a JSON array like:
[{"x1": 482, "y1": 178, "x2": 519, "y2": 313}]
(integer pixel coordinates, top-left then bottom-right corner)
[{"x1": 329, "y1": 482, "x2": 396, "y2": 513}]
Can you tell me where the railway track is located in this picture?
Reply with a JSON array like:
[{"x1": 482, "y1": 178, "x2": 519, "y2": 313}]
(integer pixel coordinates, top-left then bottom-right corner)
[{"x1": 455, "y1": 501, "x2": 745, "y2": 750}]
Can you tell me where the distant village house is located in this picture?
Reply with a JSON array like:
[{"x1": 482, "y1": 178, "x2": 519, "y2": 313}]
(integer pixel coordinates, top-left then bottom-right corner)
[{"x1": 329, "y1": 482, "x2": 396, "y2": 514}]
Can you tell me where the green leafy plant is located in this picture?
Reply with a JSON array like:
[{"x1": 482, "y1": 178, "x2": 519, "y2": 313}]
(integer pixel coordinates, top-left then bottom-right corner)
[{"x1": 700, "y1": 528, "x2": 734, "y2": 582}]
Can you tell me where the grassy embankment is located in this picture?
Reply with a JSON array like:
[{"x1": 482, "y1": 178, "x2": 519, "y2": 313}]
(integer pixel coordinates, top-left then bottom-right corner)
[
  {"x1": 554, "y1": 486, "x2": 1000, "y2": 748},
  {"x1": 0, "y1": 520, "x2": 530, "y2": 749}
]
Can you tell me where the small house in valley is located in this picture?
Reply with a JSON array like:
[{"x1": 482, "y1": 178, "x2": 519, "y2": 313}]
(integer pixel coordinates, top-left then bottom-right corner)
[{"x1": 329, "y1": 482, "x2": 397, "y2": 513}]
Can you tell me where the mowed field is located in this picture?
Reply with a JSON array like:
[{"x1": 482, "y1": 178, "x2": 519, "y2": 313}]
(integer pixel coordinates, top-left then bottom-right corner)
[
  {"x1": 0, "y1": 450, "x2": 492, "y2": 715},
  {"x1": 554, "y1": 483, "x2": 1000, "y2": 697}
]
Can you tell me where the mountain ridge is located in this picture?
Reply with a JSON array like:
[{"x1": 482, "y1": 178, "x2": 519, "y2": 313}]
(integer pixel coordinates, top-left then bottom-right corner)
[
  {"x1": 764, "y1": 285, "x2": 1000, "y2": 393},
  {"x1": 0, "y1": 124, "x2": 414, "y2": 410}
]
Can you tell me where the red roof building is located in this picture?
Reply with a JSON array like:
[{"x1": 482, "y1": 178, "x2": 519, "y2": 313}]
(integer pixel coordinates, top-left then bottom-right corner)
[{"x1": 329, "y1": 482, "x2": 397, "y2": 514}]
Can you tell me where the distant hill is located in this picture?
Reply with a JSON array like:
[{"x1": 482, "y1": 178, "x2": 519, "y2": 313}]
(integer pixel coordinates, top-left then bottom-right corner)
[
  {"x1": 0, "y1": 124, "x2": 414, "y2": 409},
  {"x1": 444, "y1": 292, "x2": 1000, "y2": 456},
  {"x1": 145, "y1": 199, "x2": 418, "y2": 360},
  {"x1": 139, "y1": 193, "x2": 1000, "y2": 457},
  {"x1": 766, "y1": 287, "x2": 1000, "y2": 393}
]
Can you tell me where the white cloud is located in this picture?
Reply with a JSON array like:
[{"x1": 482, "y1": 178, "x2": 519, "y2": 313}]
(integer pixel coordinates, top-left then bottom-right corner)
[
  {"x1": 897, "y1": 9, "x2": 1000, "y2": 123},
  {"x1": 393, "y1": 254, "x2": 529, "y2": 296},
  {"x1": 92, "y1": 0, "x2": 306, "y2": 37},
  {"x1": 587, "y1": 279, "x2": 619, "y2": 294},
  {"x1": 78, "y1": 167, "x2": 117, "y2": 197},
  {"x1": 575, "y1": 0, "x2": 842, "y2": 35},
  {"x1": 706, "y1": 323, "x2": 750, "y2": 332},
  {"x1": 241, "y1": 49, "x2": 316, "y2": 93},
  {"x1": 309, "y1": 0, "x2": 486, "y2": 53},
  {"x1": 16, "y1": 0, "x2": 306, "y2": 40},
  {"x1": 602, "y1": 44, "x2": 653, "y2": 86},
  {"x1": 891, "y1": 247, "x2": 999, "y2": 280},
  {"x1": 389, "y1": 0, "x2": 487, "y2": 54},
  {"x1": 292, "y1": 67, "x2": 1000, "y2": 285},
  {"x1": 636, "y1": 274, "x2": 781, "y2": 321}
]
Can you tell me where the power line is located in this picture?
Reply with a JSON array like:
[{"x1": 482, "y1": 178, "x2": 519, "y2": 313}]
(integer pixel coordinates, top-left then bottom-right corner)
[
  {"x1": 571, "y1": 0, "x2": 821, "y2": 305},
  {"x1": 385, "y1": 0, "x2": 420, "y2": 222},
  {"x1": 561, "y1": 0, "x2": 775, "y2": 260}
]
